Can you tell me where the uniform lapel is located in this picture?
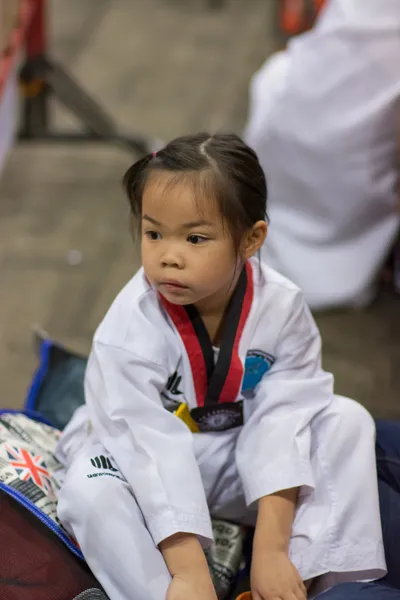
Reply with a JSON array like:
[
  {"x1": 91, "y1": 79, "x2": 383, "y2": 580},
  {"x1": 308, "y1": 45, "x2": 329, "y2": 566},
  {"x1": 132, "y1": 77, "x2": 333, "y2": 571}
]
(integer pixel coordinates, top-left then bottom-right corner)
[{"x1": 160, "y1": 261, "x2": 254, "y2": 407}]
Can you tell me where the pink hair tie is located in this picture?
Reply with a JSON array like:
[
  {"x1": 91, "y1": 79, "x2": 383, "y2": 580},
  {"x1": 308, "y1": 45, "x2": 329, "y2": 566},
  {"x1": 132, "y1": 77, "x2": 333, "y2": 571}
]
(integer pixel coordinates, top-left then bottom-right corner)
[{"x1": 152, "y1": 151, "x2": 157, "y2": 157}]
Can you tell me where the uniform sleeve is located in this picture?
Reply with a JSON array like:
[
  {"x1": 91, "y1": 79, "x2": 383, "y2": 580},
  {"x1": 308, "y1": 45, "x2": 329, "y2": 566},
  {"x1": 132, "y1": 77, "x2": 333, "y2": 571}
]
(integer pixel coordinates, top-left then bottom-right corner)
[
  {"x1": 243, "y1": 50, "x2": 289, "y2": 148},
  {"x1": 236, "y1": 292, "x2": 333, "y2": 506},
  {"x1": 85, "y1": 341, "x2": 213, "y2": 546}
]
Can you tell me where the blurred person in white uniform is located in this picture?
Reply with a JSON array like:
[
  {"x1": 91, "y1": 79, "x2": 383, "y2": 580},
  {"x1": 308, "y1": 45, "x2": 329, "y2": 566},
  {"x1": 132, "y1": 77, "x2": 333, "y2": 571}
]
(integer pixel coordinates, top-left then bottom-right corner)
[{"x1": 244, "y1": 0, "x2": 400, "y2": 310}]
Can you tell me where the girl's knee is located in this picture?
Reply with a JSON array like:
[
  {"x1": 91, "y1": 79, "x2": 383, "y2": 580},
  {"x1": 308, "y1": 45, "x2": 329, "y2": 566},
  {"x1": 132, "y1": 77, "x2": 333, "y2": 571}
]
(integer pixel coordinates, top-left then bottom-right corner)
[{"x1": 57, "y1": 458, "x2": 127, "y2": 530}]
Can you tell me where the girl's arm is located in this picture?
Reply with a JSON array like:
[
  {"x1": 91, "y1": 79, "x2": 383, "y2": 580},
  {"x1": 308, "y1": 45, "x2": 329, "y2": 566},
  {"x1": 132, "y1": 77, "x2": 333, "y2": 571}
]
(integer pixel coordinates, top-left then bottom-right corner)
[
  {"x1": 160, "y1": 533, "x2": 209, "y2": 576},
  {"x1": 236, "y1": 290, "x2": 332, "y2": 509},
  {"x1": 237, "y1": 291, "x2": 329, "y2": 599},
  {"x1": 159, "y1": 534, "x2": 217, "y2": 600},
  {"x1": 253, "y1": 489, "x2": 297, "y2": 555},
  {"x1": 251, "y1": 490, "x2": 307, "y2": 600},
  {"x1": 85, "y1": 341, "x2": 214, "y2": 548}
]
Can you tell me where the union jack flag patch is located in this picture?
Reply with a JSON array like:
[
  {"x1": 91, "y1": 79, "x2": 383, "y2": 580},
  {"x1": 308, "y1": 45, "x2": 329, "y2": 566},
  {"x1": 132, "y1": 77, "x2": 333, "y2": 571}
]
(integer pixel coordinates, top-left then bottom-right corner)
[{"x1": 5, "y1": 445, "x2": 53, "y2": 494}]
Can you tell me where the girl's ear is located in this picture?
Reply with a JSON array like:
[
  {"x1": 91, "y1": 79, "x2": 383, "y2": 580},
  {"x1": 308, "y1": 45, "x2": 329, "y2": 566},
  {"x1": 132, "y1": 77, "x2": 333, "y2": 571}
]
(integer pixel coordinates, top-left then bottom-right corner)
[{"x1": 241, "y1": 221, "x2": 268, "y2": 260}]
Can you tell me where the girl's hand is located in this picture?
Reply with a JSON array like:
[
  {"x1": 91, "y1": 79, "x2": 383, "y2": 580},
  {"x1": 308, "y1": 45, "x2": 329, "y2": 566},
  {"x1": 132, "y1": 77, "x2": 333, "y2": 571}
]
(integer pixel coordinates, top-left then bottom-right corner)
[
  {"x1": 160, "y1": 532, "x2": 217, "y2": 600},
  {"x1": 251, "y1": 549, "x2": 307, "y2": 600},
  {"x1": 167, "y1": 570, "x2": 218, "y2": 600}
]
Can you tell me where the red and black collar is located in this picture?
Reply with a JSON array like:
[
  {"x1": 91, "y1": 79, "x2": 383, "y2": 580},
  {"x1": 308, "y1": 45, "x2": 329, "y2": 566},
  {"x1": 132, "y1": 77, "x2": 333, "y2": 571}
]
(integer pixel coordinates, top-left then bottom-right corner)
[{"x1": 160, "y1": 261, "x2": 254, "y2": 408}]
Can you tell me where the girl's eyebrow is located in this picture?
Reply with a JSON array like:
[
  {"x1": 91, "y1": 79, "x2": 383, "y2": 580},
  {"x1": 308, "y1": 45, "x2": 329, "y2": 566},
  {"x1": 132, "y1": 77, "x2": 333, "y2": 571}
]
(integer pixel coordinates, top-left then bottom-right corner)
[
  {"x1": 181, "y1": 220, "x2": 214, "y2": 229},
  {"x1": 142, "y1": 214, "x2": 213, "y2": 229},
  {"x1": 142, "y1": 214, "x2": 161, "y2": 226}
]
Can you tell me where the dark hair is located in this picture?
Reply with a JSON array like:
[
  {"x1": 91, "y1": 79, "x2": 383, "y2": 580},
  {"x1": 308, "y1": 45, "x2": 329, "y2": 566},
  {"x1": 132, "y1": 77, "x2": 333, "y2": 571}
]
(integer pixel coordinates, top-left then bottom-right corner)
[{"x1": 123, "y1": 133, "x2": 268, "y2": 248}]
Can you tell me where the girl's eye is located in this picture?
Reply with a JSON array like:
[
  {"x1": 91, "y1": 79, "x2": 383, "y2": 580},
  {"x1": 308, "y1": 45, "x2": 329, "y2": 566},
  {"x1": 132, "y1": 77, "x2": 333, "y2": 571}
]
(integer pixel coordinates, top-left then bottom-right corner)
[
  {"x1": 145, "y1": 230, "x2": 161, "y2": 241},
  {"x1": 188, "y1": 235, "x2": 208, "y2": 245}
]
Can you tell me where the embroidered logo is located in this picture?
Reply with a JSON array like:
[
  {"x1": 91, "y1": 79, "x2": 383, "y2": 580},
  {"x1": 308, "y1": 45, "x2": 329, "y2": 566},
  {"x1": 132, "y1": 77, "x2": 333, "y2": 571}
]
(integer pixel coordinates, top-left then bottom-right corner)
[
  {"x1": 190, "y1": 402, "x2": 243, "y2": 433},
  {"x1": 242, "y1": 350, "x2": 275, "y2": 392},
  {"x1": 87, "y1": 455, "x2": 124, "y2": 481},
  {"x1": 90, "y1": 455, "x2": 118, "y2": 472},
  {"x1": 6, "y1": 445, "x2": 53, "y2": 494},
  {"x1": 166, "y1": 370, "x2": 183, "y2": 395},
  {"x1": 162, "y1": 369, "x2": 184, "y2": 412}
]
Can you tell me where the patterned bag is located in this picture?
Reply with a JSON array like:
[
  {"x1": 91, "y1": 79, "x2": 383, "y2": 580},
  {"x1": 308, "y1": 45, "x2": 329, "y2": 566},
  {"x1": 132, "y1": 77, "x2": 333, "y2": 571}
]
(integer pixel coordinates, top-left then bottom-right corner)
[{"x1": 0, "y1": 411, "x2": 107, "y2": 599}]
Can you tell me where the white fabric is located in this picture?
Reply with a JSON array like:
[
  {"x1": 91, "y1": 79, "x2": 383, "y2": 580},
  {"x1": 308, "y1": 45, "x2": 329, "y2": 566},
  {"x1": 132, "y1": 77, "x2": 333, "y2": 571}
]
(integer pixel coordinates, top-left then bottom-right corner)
[
  {"x1": 244, "y1": 0, "x2": 400, "y2": 310},
  {"x1": 56, "y1": 259, "x2": 386, "y2": 600}
]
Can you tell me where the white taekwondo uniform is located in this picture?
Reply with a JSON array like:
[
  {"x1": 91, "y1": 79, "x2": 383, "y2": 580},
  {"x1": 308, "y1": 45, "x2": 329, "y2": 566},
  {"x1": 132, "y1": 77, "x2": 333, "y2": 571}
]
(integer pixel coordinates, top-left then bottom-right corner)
[
  {"x1": 244, "y1": 0, "x2": 400, "y2": 310},
  {"x1": 55, "y1": 259, "x2": 386, "y2": 600}
]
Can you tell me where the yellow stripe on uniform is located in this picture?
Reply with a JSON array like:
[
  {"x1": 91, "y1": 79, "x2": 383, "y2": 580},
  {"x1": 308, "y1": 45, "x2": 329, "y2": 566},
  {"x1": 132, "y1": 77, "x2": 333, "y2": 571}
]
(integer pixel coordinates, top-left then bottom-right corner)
[{"x1": 174, "y1": 403, "x2": 200, "y2": 433}]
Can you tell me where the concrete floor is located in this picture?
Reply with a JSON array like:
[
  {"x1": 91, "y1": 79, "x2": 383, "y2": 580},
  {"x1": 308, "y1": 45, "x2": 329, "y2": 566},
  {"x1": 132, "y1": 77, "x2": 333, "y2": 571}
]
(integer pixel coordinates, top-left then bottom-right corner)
[{"x1": 0, "y1": 0, "x2": 399, "y2": 419}]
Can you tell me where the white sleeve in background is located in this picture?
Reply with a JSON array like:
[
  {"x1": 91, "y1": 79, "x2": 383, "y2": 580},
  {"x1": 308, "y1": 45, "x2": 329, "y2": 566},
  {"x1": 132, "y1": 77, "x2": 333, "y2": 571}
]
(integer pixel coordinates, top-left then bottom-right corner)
[
  {"x1": 236, "y1": 292, "x2": 333, "y2": 506},
  {"x1": 85, "y1": 341, "x2": 213, "y2": 546},
  {"x1": 243, "y1": 50, "x2": 289, "y2": 146}
]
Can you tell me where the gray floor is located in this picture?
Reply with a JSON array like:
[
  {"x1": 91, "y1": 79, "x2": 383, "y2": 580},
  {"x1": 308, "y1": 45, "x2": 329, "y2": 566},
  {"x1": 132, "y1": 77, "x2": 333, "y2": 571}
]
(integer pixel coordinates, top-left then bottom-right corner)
[{"x1": 0, "y1": 0, "x2": 399, "y2": 419}]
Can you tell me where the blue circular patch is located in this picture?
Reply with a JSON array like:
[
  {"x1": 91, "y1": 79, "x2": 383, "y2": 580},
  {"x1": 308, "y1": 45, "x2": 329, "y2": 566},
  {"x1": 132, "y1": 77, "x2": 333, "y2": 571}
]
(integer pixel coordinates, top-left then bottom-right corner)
[{"x1": 242, "y1": 351, "x2": 275, "y2": 392}]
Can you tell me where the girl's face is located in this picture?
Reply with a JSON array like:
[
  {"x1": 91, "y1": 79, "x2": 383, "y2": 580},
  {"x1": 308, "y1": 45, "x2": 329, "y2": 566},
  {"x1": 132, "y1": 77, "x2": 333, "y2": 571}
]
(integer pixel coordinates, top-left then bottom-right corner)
[{"x1": 141, "y1": 171, "x2": 245, "y2": 316}]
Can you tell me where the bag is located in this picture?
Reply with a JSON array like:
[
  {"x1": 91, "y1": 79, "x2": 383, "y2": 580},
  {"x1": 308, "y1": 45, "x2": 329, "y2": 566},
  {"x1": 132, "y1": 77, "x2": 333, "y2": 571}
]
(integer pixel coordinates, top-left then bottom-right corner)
[
  {"x1": 0, "y1": 491, "x2": 106, "y2": 600},
  {"x1": 0, "y1": 407, "x2": 108, "y2": 599},
  {"x1": 25, "y1": 336, "x2": 88, "y2": 431}
]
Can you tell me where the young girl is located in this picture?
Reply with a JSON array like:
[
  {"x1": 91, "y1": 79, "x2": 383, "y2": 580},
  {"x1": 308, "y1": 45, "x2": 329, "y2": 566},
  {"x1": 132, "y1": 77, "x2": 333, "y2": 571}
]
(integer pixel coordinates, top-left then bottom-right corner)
[{"x1": 55, "y1": 134, "x2": 386, "y2": 600}]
